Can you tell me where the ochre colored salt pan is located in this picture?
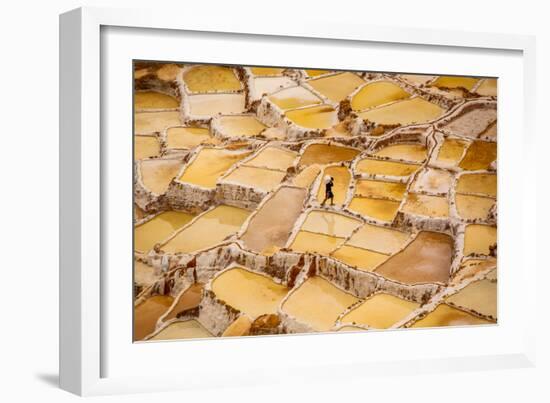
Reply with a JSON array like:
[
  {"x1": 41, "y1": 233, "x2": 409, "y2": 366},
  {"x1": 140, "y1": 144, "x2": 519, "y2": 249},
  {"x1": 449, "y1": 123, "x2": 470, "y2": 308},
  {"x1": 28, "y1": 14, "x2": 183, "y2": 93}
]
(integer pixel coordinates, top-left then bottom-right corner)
[{"x1": 134, "y1": 211, "x2": 195, "y2": 252}]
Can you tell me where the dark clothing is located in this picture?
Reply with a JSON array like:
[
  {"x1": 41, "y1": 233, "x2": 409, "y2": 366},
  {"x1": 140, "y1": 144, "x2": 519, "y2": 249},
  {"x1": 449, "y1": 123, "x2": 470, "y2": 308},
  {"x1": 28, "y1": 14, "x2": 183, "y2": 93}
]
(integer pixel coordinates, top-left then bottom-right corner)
[{"x1": 325, "y1": 181, "x2": 334, "y2": 198}]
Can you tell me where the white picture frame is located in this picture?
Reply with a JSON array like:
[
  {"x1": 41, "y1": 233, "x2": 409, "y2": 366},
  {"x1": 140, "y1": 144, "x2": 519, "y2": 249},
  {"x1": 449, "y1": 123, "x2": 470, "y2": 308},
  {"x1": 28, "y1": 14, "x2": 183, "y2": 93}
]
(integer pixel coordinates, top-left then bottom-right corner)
[{"x1": 60, "y1": 6, "x2": 537, "y2": 396}]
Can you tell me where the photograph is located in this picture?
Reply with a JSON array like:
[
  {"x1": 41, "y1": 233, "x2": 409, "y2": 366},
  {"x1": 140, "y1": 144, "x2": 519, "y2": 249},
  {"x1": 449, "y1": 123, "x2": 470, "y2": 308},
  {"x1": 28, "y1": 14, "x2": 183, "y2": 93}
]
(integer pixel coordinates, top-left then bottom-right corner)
[{"x1": 132, "y1": 62, "x2": 498, "y2": 342}]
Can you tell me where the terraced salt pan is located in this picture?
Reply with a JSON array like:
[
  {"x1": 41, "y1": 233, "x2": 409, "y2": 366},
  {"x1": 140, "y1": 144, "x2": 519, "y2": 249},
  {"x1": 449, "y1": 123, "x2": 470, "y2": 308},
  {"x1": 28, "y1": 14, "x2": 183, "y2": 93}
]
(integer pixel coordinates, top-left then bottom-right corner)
[
  {"x1": 215, "y1": 115, "x2": 267, "y2": 138},
  {"x1": 134, "y1": 211, "x2": 195, "y2": 252},
  {"x1": 348, "y1": 197, "x2": 401, "y2": 222},
  {"x1": 163, "y1": 283, "x2": 204, "y2": 321},
  {"x1": 290, "y1": 231, "x2": 345, "y2": 255},
  {"x1": 346, "y1": 224, "x2": 410, "y2": 254},
  {"x1": 134, "y1": 135, "x2": 160, "y2": 160},
  {"x1": 292, "y1": 165, "x2": 321, "y2": 188},
  {"x1": 399, "y1": 74, "x2": 436, "y2": 86},
  {"x1": 354, "y1": 179, "x2": 407, "y2": 200},
  {"x1": 475, "y1": 79, "x2": 497, "y2": 96},
  {"x1": 178, "y1": 148, "x2": 251, "y2": 188},
  {"x1": 457, "y1": 173, "x2": 497, "y2": 197},
  {"x1": 307, "y1": 72, "x2": 365, "y2": 103},
  {"x1": 250, "y1": 76, "x2": 295, "y2": 98},
  {"x1": 436, "y1": 137, "x2": 469, "y2": 165},
  {"x1": 316, "y1": 166, "x2": 351, "y2": 206},
  {"x1": 411, "y1": 303, "x2": 493, "y2": 328},
  {"x1": 331, "y1": 245, "x2": 388, "y2": 272},
  {"x1": 305, "y1": 69, "x2": 331, "y2": 77},
  {"x1": 285, "y1": 105, "x2": 338, "y2": 129},
  {"x1": 463, "y1": 224, "x2": 497, "y2": 256},
  {"x1": 155, "y1": 63, "x2": 182, "y2": 81},
  {"x1": 134, "y1": 295, "x2": 174, "y2": 340},
  {"x1": 135, "y1": 91, "x2": 179, "y2": 110},
  {"x1": 459, "y1": 141, "x2": 497, "y2": 170},
  {"x1": 351, "y1": 81, "x2": 410, "y2": 111},
  {"x1": 249, "y1": 67, "x2": 285, "y2": 76},
  {"x1": 282, "y1": 276, "x2": 359, "y2": 331},
  {"x1": 439, "y1": 107, "x2": 497, "y2": 139},
  {"x1": 268, "y1": 86, "x2": 322, "y2": 110},
  {"x1": 411, "y1": 168, "x2": 453, "y2": 194},
  {"x1": 299, "y1": 210, "x2": 362, "y2": 238},
  {"x1": 340, "y1": 294, "x2": 420, "y2": 328},
  {"x1": 222, "y1": 165, "x2": 287, "y2": 192},
  {"x1": 165, "y1": 127, "x2": 218, "y2": 150},
  {"x1": 431, "y1": 76, "x2": 478, "y2": 91},
  {"x1": 162, "y1": 205, "x2": 250, "y2": 254},
  {"x1": 211, "y1": 267, "x2": 288, "y2": 318},
  {"x1": 402, "y1": 193, "x2": 449, "y2": 218},
  {"x1": 183, "y1": 65, "x2": 242, "y2": 93},
  {"x1": 455, "y1": 194, "x2": 495, "y2": 220},
  {"x1": 355, "y1": 158, "x2": 420, "y2": 177},
  {"x1": 245, "y1": 146, "x2": 297, "y2": 171},
  {"x1": 140, "y1": 159, "x2": 183, "y2": 195},
  {"x1": 149, "y1": 320, "x2": 213, "y2": 340},
  {"x1": 299, "y1": 143, "x2": 359, "y2": 166},
  {"x1": 374, "y1": 143, "x2": 427, "y2": 162},
  {"x1": 446, "y1": 279, "x2": 497, "y2": 318},
  {"x1": 135, "y1": 111, "x2": 181, "y2": 134},
  {"x1": 358, "y1": 97, "x2": 444, "y2": 126},
  {"x1": 241, "y1": 187, "x2": 307, "y2": 253},
  {"x1": 187, "y1": 93, "x2": 246, "y2": 118},
  {"x1": 374, "y1": 231, "x2": 453, "y2": 284}
]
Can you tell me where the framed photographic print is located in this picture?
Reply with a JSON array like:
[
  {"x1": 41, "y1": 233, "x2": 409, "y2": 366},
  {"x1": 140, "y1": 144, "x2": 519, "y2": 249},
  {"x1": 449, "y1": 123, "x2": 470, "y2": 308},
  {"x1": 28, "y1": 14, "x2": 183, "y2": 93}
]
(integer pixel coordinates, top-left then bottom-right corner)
[{"x1": 60, "y1": 6, "x2": 537, "y2": 396}]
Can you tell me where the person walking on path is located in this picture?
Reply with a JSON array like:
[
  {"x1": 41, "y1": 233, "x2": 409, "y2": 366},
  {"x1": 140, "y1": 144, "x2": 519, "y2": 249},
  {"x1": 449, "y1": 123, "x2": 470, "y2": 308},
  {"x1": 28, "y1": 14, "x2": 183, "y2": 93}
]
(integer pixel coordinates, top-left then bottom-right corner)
[{"x1": 321, "y1": 175, "x2": 335, "y2": 206}]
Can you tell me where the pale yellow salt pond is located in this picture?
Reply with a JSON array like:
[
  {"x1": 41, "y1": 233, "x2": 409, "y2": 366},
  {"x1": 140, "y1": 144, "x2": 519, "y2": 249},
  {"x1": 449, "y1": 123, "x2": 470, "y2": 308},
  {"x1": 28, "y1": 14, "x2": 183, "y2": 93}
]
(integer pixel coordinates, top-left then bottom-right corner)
[
  {"x1": 411, "y1": 168, "x2": 453, "y2": 194},
  {"x1": 463, "y1": 224, "x2": 497, "y2": 256},
  {"x1": 134, "y1": 295, "x2": 174, "y2": 341},
  {"x1": 289, "y1": 231, "x2": 344, "y2": 255},
  {"x1": 178, "y1": 148, "x2": 251, "y2": 188},
  {"x1": 183, "y1": 65, "x2": 242, "y2": 93},
  {"x1": 348, "y1": 197, "x2": 401, "y2": 222},
  {"x1": 135, "y1": 111, "x2": 181, "y2": 134},
  {"x1": 358, "y1": 97, "x2": 444, "y2": 126},
  {"x1": 459, "y1": 140, "x2": 497, "y2": 170},
  {"x1": 457, "y1": 173, "x2": 497, "y2": 197},
  {"x1": 299, "y1": 143, "x2": 359, "y2": 166},
  {"x1": 155, "y1": 63, "x2": 182, "y2": 81},
  {"x1": 268, "y1": 86, "x2": 322, "y2": 110},
  {"x1": 187, "y1": 93, "x2": 246, "y2": 117},
  {"x1": 250, "y1": 76, "x2": 295, "y2": 97},
  {"x1": 300, "y1": 210, "x2": 362, "y2": 238},
  {"x1": 354, "y1": 179, "x2": 407, "y2": 201},
  {"x1": 245, "y1": 147, "x2": 297, "y2": 171},
  {"x1": 222, "y1": 165, "x2": 286, "y2": 192},
  {"x1": 431, "y1": 76, "x2": 478, "y2": 91},
  {"x1": 351, "y1": 81, "x2": 410, "y2": 111},
  {"x1": 135, "y1": 91, "x2": 179, "y2": 110},
  {"x1": 281, "y1": 276, "x2": 359, "y2": 331},
  {"x1": 331, "y1": 245, "x2": 388, "y2": 272},
  {"x1": 292, "y1": 165, "x2": 321, "y2": 188},
  {"x1": 305, "y1": 69, "x2": 331, "y2": 77},
  {"x1": 402, "y1": 193, "x2": 449, "y2": 218},
  {"x1": 249, "y1": 67, "x2": 285, "y2": 76},
  {"x1": 286, "y1": 105, "x2": 338, "y2": 129},
  {"x1": 165, "y1": 127, "x2": 218, "y2": 150},
  {"x1": 340, "y1": 293, "x2": 420, "y2": 329},
  {"x1": 346, "y1": 223, "x2": 410, "y2": 255},
  {"x1": 134, "y1": 135, "x2": 160, "y2": 160},
  {"x1": 162, "y1": 205, "x2": 250, "y2": 254},
  {"x1": 241, "y1": 186, "x2": 307, "y2": 253},
  {"x1": 475, "y1": 79, "x2": 497, "y2": 97},
  {"x1": 211, "y1": 267, "x2": 288, "y2": 318},
  {"x1": 437, "y1": 138, "x2": 469, "y2": 165},
  {"x1": 374, "y1": 231, "x2": 453, "y2": 284},
  {"x1": 307, "y1": 72, "x2": 365, "y2": 103},
  {"x1": 215, "y1": 115, "x2": 267, "y2": 138},
  {"x1": 140, "y1": 159, "x2": 183, "y2": 195},
  {"x1": 374, "y1": 143, "x2": 427, "y2": 162},
  {"x1": 355, "y1": 158, "x2": 420, "y2": 177},
  {"x1": 447, "y1": 279, "x2": 497, "y2": 318},
  {"x1": 316, "y1": 166, "x2": 351, "y2": 206},
  {"x1": 134, "y1": 211, "x2": 195, "y2": 252},
  {"x1": 455, "y1": 194, "x2": 495, "y2": 220},
  {"x1": 149, "y1": 319, "x2": 213, "y2": 341},
  {"x1": 411, "y1": 303, "x2": 493, "y2": 328}
]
